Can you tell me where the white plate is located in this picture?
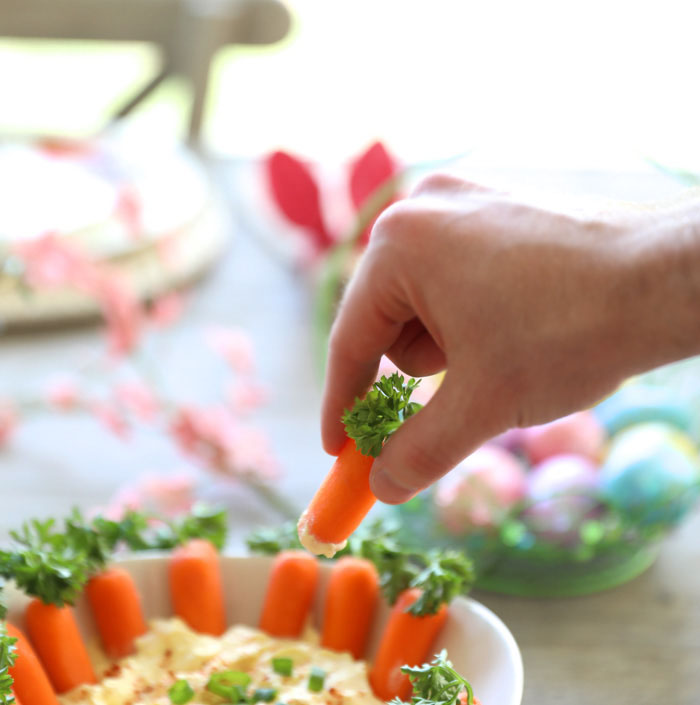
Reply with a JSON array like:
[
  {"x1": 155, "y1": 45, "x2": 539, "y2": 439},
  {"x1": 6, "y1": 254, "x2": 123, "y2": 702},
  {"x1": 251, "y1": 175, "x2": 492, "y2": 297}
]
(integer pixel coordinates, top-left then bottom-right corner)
[{"x1": 6, "y1": 554, "x2": 523, "y2": 705}]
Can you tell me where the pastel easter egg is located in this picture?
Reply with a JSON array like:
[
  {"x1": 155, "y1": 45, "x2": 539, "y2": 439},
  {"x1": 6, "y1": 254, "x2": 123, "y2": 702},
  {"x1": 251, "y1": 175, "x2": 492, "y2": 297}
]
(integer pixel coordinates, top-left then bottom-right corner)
[
  {"x1": 599, "y1": 422, "x2": 700, "y2": 525},
  {"x1": 522, "y1": 410, "x2": 605, "y2": 466},
  {"x1": 594, "y1": 385, "x2": 693, "y2": 438},
  {"x1": 435, "y1": 444, "x2": 528, "y2": 534},
  {"x1": 522, "y1": 454, "x2": 601, "y2": 544},
  {"x1": 490, "y1": 428, "x2": 527, "y2": 455}
]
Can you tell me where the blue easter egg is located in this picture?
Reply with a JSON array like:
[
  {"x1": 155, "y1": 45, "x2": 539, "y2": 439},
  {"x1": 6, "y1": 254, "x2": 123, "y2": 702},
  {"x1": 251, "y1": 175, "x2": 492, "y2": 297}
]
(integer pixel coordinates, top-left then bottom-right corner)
[
  {"x1": 599, "y1": 423, "x2": 700, "y2": 525},
  {"x1": 594, "y1": 385, "x2": 693, "y2": 438}
]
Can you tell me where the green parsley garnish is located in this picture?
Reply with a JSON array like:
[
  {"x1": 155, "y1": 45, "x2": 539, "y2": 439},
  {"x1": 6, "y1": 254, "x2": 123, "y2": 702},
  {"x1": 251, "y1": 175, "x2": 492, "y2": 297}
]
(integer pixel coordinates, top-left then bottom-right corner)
[
  {"x1": 168, "y1": 679, "x2": 195, "y2": 704},
  {"x1": 307, "y1": 666, "x2": 326, "y2": 692},
  {"x1": 253, "y1": 688, "x2": 277, "y2": 702},
  {"x1": 272, "y1": 657, "x2": 293, "y2": 676},
  {"x1": 342, "y1": 374, "x2": 422, "y2": 458},
  {"x1": 0, "y1": 623, "x2": 17, "y2": 705},
  {"x1": 206, "y1": 671, "x2": 252, "y2": 701},
  {"x1": 391, "y1": 651, "x2": 474, "y2": 705},
  {"x1": 247, "y1": 519, "x2": 474, "y2": 617}
]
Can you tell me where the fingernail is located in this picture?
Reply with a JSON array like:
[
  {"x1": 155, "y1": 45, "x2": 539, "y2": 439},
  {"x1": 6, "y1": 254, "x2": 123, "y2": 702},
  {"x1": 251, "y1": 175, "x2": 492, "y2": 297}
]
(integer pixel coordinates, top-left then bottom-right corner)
[{"x1": 370, "y1": 465, "x2": 415, "y2": 505}]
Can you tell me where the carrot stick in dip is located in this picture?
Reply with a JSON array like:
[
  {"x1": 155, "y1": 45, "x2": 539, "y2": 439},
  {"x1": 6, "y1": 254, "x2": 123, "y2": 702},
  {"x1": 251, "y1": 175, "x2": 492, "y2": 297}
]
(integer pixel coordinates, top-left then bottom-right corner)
[
  {"x1": 321, "y1": 556, "x2": 379, "y2": 659},
  {"x1": 297, "y1": 438, "x2": 376, "y2": 558},
  {"x1": 370, "y1": 588, "x2": 448, "y2": 701},
  {"x1": 259, "y1": 550, "x2": 319, "y2": 638},
  {"x1": 299, "y1": 374, "x2": 422, "y2": 558},
  {"x1": 5, "y1": 623, "x2": 59, "y2": 705},
  {"x1": 85, "y1": 567, "x2": 147, "y2": 659},
  {"x1": 23, "y1": 600, "x2": 97, "y2": 694},
  {"x1": 169, "y1": 539, "x2": 226, "y2": 636}
]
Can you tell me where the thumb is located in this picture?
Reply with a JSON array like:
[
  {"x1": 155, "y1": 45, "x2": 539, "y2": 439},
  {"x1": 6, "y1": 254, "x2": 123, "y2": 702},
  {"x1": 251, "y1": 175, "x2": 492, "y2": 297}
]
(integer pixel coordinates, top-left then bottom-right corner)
[{"x1": 369, "y1": 375, "x2": 498, "y2": 504}]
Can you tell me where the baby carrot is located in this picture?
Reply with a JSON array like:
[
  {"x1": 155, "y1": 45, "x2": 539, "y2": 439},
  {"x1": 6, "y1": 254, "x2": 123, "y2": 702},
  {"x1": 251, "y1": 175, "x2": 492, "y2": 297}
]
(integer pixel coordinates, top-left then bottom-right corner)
[
  {"x1": 259, "y1": 550, "x2": 320, "y2": 638},
  {"x1": 5, "y1": 623, "x2": 59, "y2": 705},
  {"x1": 168, "y1": 538, "x2": 226, "y2": 636},
  {"x1": 297, "y1": 437, "x2": 375, "y2": 557},
  {"x1": 23, "y1": 600, "x2": 97, "y2": 694},
  {"x1": 321, "y1": 556, "x2": 379, "y2": 659},
  {"x1": 370, "y1": 588, "x2": 448, "y2": 701},
  {"x1": 85, "y1": 567, "x2": 147, "y2": 659}
]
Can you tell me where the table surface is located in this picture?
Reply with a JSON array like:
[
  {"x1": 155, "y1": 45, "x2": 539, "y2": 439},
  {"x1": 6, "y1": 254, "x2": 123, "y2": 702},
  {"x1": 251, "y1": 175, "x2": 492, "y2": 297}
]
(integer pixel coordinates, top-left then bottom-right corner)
[{"x1": 1, "y1": 161, "x2": 698, "y2": 705}]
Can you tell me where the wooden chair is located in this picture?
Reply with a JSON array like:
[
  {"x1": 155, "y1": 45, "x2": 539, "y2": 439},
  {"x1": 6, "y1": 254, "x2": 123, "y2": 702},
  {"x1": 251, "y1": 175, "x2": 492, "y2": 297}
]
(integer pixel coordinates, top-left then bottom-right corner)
[{"x1": 0, "y1": 0, "x2": 291, "y2": 143}]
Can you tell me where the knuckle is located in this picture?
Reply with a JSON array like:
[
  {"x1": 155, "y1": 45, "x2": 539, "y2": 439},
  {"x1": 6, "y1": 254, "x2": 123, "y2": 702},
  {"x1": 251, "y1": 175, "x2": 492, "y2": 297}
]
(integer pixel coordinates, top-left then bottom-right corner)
[{"x1": 410, "y1": 172, "x2": 463, "y2": 196}]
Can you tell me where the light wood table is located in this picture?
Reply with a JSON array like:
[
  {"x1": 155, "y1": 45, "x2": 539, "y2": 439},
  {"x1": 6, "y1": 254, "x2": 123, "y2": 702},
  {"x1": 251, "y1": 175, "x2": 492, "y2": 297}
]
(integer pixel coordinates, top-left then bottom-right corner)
[{"x1": 1, "y1": 162, "x2": 698, "y2": 705}]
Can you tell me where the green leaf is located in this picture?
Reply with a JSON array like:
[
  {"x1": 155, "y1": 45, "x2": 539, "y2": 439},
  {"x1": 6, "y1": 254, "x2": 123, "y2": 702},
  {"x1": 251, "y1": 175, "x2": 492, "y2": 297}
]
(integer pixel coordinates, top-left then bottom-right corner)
[
  {"x1": 400, "y1": 651, "x2": 474, "y2": 705},
  {"x1": 342, "y1": 373, "x2": 422, "y2": 457},
  {"x1": 0, "y1": 622, "x2": 17, "y2": 705}
]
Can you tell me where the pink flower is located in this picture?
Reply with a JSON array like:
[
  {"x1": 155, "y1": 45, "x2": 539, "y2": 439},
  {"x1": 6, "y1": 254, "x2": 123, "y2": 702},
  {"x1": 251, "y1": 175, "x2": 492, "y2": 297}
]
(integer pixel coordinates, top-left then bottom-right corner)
[
  {"x1": 139, "y1": 473, "x2": 196, "y2": 516},
  {"x1": 149, "y1": 292, "x2": 185, "y2": 328},
  {"x1": 12, "y1": 233, "x2": 143, "y2": 356},
  {"x1": 0, "y1": 403, "x2": 17, "y2": 448},
  {"x1": 13, "y1": 232, "x2": 96, "y2": 289},
  {"x1": 115, "y1": 184, "x2": 142, "y2": 240},
  {"x1": 170, "y1": 405, "x2": 277, "y2": 480},
  {"x1": 114, "y1": 380, "x2": 159, "y2": 421},
  {"x1": 44, "y1": 376, "x2": 81, "y2": 410},
  {"x1": 93, "y1": 274, "x2": 142, "y2": 357},
  {"x1": 90, "y1": 401, "x2": 129, "y2": 439},
  {"x1": 205, "y1": 326, "x2": 255, "y2": 374},
  {"x1": 227, "y1": 380, "x2": 267, "y2": 415}
]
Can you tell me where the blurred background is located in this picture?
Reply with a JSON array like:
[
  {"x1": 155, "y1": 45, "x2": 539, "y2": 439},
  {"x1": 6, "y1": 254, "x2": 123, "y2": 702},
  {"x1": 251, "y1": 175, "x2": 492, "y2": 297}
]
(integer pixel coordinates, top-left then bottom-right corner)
[{"x1": 1, "y1": 1, "x2": 700, "y2": 703}]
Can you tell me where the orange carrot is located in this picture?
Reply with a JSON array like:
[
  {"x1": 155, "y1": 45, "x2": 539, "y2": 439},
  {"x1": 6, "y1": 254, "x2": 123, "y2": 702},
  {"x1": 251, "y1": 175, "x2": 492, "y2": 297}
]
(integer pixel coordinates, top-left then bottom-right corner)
[
  {"x1": 85, "y1": 567, "x2": 147, "y2": 660},
  {"x1": 5, "y1": 623, "x2": 59, "y2": 705},
  {"x1": 321, "y1": 556, "x2": 379, "y2": 659},
  {"x1": 168, "y1": 538, "x2": 226, "y2": 636},
  {"x1": 370, "y1": 588, "x2": 448, "y2": 701},
  {"x1": 297, "y1": 438, "x2": 375, "y2": 556},
  {"x1": 23, "y1": 600, "x2": 96, "y2": 694},
  {"x1": 259, "y1": 550, "x2": 320, "y2": 638}
]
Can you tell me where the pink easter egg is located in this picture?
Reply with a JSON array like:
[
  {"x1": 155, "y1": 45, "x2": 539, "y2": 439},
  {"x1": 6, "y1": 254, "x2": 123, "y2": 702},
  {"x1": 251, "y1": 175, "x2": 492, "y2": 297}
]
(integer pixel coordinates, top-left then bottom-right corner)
[
  {"x1": 491, "y1": 427, "x2": 527, "y2": 454},
  {"x1": 522, "y1": 454, "x2": 601, "y2": 544},
  {"x1": 521, "y1": 410, "x2": 605, "y2": 466},
  {"x1": 435, "y1": 444, "x2": 528, "y2": 534}
]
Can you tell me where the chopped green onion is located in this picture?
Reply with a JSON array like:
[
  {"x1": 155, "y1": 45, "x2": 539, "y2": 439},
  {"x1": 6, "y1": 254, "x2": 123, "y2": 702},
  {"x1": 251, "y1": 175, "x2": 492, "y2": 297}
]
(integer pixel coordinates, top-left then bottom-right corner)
[
  {"x1": 253, "y1": 688, "x2": 277, "y2": 703},
  {"x1": 307, "y1": 666, "x2": 326, "y2": 692},
  {"x1": 169, "y1": 679, "x2": 195, "y2": 705},
  {"x1": 207, "y1": 671, "x2": 252, "y2": 701},
  {"x1": 272, "y1": 657, "x2": 293, "y2": 676}
]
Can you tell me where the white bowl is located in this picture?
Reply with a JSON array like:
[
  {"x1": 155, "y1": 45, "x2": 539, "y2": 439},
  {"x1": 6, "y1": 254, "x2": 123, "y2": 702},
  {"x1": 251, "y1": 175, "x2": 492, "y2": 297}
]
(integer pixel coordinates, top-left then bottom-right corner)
[{"x1": 6, "y1": 554, "x2": 523, "y2": 705}]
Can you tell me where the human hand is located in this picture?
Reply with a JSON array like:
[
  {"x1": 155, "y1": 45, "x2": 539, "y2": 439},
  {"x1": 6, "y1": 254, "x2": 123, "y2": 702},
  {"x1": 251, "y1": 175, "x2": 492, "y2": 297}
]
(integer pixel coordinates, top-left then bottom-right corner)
[{"x1": 321, "y1": 175, "x2": 700, "y2": 503}]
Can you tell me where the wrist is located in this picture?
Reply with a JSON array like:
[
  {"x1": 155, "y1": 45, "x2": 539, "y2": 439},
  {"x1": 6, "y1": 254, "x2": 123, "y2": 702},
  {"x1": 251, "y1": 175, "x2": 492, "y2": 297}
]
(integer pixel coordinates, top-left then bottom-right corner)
[{"x1": 611, "y1": 190, "x2": 700, "y2": 375}]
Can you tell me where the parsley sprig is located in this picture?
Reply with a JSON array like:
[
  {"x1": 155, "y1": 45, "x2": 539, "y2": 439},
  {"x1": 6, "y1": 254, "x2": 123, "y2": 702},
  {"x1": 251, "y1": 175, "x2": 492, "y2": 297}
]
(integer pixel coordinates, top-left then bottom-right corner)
[
  {"x1": 0, "y1": 504, "x2": 227, "y2": 608},
  {"x1": 247, "y1": 519, "x2": 474, "y2": 616},
  {"x1": 343, "y1": 374, "x2": 422, "y2": 457},
  {"x1": 391, "y1": 651, "x2": 475, "y2": 705},
  {"x1": 0, "y1": 622, "x2": 17, "y2": 705}
]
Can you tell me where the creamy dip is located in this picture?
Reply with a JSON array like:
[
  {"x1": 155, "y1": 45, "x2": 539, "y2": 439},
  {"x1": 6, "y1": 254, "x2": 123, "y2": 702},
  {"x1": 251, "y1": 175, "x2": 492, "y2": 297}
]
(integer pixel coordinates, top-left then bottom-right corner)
[{"x1": 60, "y1": 618, "x2": 383, "y2": 705}]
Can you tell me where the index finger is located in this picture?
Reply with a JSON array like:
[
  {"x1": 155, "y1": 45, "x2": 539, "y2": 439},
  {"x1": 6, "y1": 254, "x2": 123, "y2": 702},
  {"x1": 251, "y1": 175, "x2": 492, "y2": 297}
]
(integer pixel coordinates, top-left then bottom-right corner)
[{"x1": 321, "y1": 250, "x2": 413, "y2": 455}]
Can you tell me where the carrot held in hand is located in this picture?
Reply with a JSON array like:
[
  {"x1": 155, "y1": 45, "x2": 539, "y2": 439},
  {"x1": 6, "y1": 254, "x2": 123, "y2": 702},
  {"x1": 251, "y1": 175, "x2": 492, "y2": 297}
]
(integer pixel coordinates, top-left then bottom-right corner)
[
  {"x1": 321, "y1": 557, "x2": 379, "y2": 659},
  {"x1": 259, "y1": 551, "x2": 319, "y2": 638},
  {"x1": 370, "y1": 588, "x2": 448, "y2": 701},
  {"x1": 5, "y1": 623, "x2": 59, "y2": 705},
  {"x1": 297, "y1": 438, "x2": 376, "y2": 558},
  {"x1": 298, "y1": 374, "x2": 422, "y2": 557},
  {"x1": 169, "y1": 539, "x2": 226, "y2": 636},
  {"x1": 85, "y1": 567, "x2": 147, "y2": 660},
  {"x1": 24, "y1": 600, "x2": 96, "y2": 694}
]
